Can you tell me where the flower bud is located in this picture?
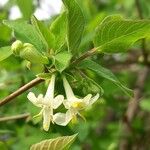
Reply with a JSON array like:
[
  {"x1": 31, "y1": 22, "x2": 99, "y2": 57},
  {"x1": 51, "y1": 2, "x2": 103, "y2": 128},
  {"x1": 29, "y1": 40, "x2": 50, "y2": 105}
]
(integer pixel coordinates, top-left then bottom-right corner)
[
  {"x1": 11, "y1": 40, "x2": 23, "y2": 55},
  {"x1": 19, "y1": 43, "x2": 49, "y2": 64}
]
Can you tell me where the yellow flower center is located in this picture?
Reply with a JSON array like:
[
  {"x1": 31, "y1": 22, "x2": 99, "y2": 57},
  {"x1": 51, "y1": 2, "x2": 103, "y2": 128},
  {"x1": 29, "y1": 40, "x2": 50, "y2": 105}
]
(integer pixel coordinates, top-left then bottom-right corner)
[{"x1": 72, "y1": 101, "x2": 85, "y2": 109}]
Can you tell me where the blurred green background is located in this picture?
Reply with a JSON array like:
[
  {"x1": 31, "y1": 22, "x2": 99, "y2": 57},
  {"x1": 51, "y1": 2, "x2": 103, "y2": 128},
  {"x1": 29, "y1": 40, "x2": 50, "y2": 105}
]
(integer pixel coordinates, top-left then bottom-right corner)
[{"x1": 0, "y1": 0, "x2": 150, "y2": 149}]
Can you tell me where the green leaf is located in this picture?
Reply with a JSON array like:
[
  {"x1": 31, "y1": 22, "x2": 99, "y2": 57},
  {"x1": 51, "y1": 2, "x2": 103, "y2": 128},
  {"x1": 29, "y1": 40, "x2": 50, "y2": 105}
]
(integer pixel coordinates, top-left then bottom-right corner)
[
  {"x1": 30, "y1": 134, "x2": 77, "y2": 150},
  {"x1": 3, "y1": 20, "x2": 47, "y2": 52},
  {"x1": 94, "y1": 15, "x2": 150, "y2": 53},
  {"x1": 63, "y1": 0, "x2": 85, "y2": 53},
  {"x1": 55, "y1": 51, "x2": 72, "y2": 72},
  {"x1": 31, "y1": 16, "x2": 55, "y2": 51},
  {"x1": 0, "y1": 46, "x2": 12, "y2": 61},
  {"x1": 78, "y1": 59, "x2": 133, "y2": 97},
  {"x1": 17, "y1": 0, "x2": 33, "y2": 19},
  {"x1": 50, "y1": 12, "x2": 67, "y2": 51}
]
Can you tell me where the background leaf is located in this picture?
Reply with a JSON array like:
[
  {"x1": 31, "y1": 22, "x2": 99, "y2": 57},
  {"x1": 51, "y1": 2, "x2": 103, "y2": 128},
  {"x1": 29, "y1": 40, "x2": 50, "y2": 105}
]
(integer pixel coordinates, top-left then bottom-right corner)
[
  {"x1": 3, "y1": 20, "x2": 47, "y2": 52},
  {"x1": 94, "y1": 15, "x2": 150, "y2": 53},
  {"x1": 62, "y1": 0, "x2": 85, "y2": 54},
  {"x1": 78, "y1": 59, "x2": 133, "y2": 97},
  {"x1": 0, "y1": 46, "x2": 12, "y2": 61},
  {"x1": 30, "y1": 134, "x2": 77, "y2": 150}
]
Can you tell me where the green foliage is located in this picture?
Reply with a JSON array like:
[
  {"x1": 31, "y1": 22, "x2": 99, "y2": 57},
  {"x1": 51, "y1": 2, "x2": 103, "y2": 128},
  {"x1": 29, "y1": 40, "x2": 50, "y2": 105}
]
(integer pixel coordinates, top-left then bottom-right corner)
[
  {"x1": 3, "y1": 20, "x2": 47, "y2": 52},
  {"x1": 30, "y1": 134, "x2": 77, "y2": 150},
  {"x1": 0, "y1": 46, "x2": 12, "y2": 61},
  {"x1": 79, "y1": 59, "x2": 133, "y2": 97},
  {"x1": 31, "y1": 16, "x2": 55, "y2": 51},
  {"x1": 1, "y1": 0, "x2": 150, "y2": 149},
  {"x1": 63, "y1": 0, "x2": 85, "y2": 54},
  {"x1": 94, "y1": 15, "x2": 150, "y2": 53},
  {"x1": 54, "y1": 51, "x2": 72, "y2": 72},
  {"x1": 17, "y1": 0, "x2": 33, "y2": 20},
  {"x1": 50, "y1": 12, "x2": 67, "y2": 51}
]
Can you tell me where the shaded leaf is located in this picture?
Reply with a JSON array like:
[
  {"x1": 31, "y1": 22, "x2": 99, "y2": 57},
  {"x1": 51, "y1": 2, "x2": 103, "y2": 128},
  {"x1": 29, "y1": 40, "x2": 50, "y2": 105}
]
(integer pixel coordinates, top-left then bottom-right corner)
[
  {"x1": 78, "y1": 59, "x2": 133, "y2": 97},
  {"x1": 30, "y1": 134, "x2": 77, "y2": 150},
  {"x1": 94, "y1": 15, "x2": 150, "y2": 53}
]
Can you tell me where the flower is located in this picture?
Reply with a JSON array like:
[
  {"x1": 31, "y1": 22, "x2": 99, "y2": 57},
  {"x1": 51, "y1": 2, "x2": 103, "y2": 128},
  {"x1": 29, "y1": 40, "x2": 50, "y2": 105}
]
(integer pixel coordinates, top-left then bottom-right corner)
[
  {"x1": 53, "y1": 76, "x2": 99, "y2": 126},
  {"x1": 27, "y1": 74, "x2": 64, "y2": 131}
]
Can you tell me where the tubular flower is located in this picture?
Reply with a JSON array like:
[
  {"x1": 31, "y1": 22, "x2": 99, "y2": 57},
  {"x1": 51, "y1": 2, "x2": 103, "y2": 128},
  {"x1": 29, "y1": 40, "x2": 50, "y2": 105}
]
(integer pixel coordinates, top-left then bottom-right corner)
[
  {"x1": 53, "y1": 76, "x2": 99, "y2": 126},
  {"x1": 27, "y1": 74, "x2": 64, "y2": 131}
]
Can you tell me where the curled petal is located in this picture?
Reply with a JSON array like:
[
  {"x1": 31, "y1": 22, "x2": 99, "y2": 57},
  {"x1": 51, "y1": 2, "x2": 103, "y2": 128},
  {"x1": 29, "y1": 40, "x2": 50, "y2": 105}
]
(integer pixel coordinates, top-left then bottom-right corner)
[
  {"x1": 43, "y1": 107, "x2": 52, "y2": 131},
  {"x1": 52, "y1": 95, "x2": 64, "y2": 109},
  {"x1": 53, "y1": 110, "x2": 72, "y2": 126},
  {"x1": 63, "y1": 100, "x2": 71, "y2": 109},
  {"x1": 82, "y1": 94, "x2": 92, "y2": 106},
  {"x1": 27, "y1": 92, "x2": 42, "y2": 107},
  {"x1": 89, "y1": 93, "x2": 100, "y2": 105}
]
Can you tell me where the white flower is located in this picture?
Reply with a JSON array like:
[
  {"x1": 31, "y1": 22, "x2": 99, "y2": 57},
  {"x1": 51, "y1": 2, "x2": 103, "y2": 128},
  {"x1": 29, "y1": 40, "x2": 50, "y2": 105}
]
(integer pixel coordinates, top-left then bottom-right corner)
[
  {"x1": 53, "y1": 76, "x2": 99, "y2": 126},
  {"x1": 27, "y1": 74, "x2": 64, "y2": 131}
]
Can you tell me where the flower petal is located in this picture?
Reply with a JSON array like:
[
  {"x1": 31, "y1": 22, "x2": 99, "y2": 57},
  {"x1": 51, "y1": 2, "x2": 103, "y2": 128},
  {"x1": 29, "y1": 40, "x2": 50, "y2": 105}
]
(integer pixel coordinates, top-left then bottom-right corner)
[
  {"x1": 52, "y1": 95, "x2": 64, "y2": 109},
  {"x1": 63, "y1": 100, "x2": 71, "y2": 109},
  {"x1": 43, "y1": 107, "x2": 52, "y2": 131},
  {"x1": 27, "y1": 92, "x2": 42, "y2": 107},
  {"x1": 53, "y1": 110, "x2": 72, "y2": 126},
  {"x1": 45, "y1": 74, "x2": 55, "y2": 99},
  {"x1": 63, "y1": 76, "x2": 75, "y2": 99},
  {"x1": 27, "y1": 92, "x2": 37, "y2": 103},
  {"x1": 82, "y1": 94, "x2": 92, "y2": 106},
  {"x1": 89, "y1": 93, "x2": 100, "y2": 105}
]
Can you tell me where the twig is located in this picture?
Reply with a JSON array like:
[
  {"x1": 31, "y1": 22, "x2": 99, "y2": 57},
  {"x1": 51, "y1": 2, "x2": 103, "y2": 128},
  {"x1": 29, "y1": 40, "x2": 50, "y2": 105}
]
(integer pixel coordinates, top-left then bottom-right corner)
[
  {"x1": 119, "y1": 67, "x2": 149, "y2": 150},
  {"x1": 135, "y1": 0, "x2": 149, "y2": 65},
  {"x1": 0, "y1": 77, "x2": 44, "y2": 107},
  {"x1": 71, "y1": 48, "x2": 97, "y2": 66},
  {"x1": 0, "y1": 113, "x2": 30, "y2": 122},
  {"x1": 135, "y1": 0, "x2": 143, "y2": 19}
]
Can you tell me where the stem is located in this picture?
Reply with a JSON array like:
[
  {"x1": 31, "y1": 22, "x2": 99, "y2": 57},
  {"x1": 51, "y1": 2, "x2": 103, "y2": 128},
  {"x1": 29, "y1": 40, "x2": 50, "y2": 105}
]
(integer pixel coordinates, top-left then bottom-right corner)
[
  {"x1": 71, "y1": 48, "x2": 97, "y2": 66},
  {"x1": 0, "y1": 77, "x2": 44, "y2": 107},
  {"x1": 0, "y1": 113, "x2": 30, "y2": 122}
]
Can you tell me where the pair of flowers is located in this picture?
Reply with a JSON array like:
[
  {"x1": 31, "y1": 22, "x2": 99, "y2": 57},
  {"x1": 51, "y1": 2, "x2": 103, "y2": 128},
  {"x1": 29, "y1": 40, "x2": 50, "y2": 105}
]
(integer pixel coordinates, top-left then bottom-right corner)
[{"x1": 27, "y1": 74, "x2": 99, "y2": 131}]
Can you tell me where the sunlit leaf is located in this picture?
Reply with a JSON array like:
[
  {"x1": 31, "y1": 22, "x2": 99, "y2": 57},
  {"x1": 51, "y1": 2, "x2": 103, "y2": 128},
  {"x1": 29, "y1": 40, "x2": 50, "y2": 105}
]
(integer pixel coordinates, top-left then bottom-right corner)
[
  {"x1": 31, "y1": 16, "x2": 55, "y2": 51},
  {"x1": 0, "y1": 46, "x2": 12, "y2": 61},
  {"x1": 50, "y1": 12, "x2": 67, "y2": 51},
  {"x1": 30, "y1": 134, "x2": 77, "y2": 150},
  {"x1": 3, "y1": 20, "x2": 47, "y2": 52},
  {"x1": 94, "y1": 15, "x2": 150, "y2": 53},
  {"x1": 63, "y1": 0, "x2": 85, "y2": 54},
  {"x1": 17, "y1": 0, "x2": 33, "y2": 19}
]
